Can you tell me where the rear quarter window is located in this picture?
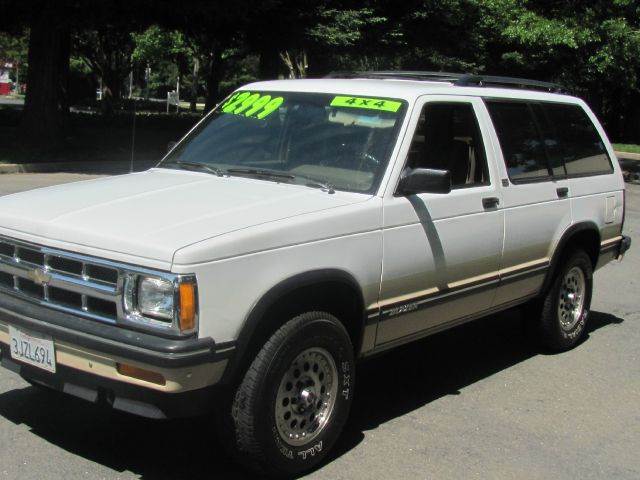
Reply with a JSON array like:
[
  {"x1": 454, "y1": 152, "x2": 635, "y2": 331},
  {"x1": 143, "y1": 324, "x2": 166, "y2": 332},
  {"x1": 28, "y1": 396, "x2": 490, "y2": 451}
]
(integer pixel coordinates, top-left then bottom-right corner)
[{"x1": 539, "y1": 103, "x2": 613, "y2": 176}]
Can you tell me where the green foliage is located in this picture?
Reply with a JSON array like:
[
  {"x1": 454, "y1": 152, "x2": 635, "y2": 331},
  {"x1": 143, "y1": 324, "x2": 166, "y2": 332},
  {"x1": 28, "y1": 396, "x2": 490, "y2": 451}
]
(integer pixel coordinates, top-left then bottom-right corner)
[
  {"x1": 613, "y1": 143, "x2": 640, "y2": 153},
  {"x1": 0, "y1": 30, "x2": 28, "y2": 82},
  {"x1": 5, "y1": 0, "x2": 640, "y2": 141},
  {"x1": 132, "y1": 26, "x2": 189, "y2": 67},
  {"x1": 307, "y1": 8, "x2": 386, "y2": 47}
]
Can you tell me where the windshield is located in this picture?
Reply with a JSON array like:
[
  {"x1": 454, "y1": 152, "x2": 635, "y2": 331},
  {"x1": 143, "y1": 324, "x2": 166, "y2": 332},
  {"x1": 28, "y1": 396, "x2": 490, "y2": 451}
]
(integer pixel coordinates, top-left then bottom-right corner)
[{"x1": 158, "y1": 91, "x2": 407, "y2": 193}]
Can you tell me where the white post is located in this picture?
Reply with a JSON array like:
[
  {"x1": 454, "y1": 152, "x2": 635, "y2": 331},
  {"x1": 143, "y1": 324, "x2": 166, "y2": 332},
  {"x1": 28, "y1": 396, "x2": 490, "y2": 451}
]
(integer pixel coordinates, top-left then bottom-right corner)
[{"x1": 176, "y1": 76, "x2": 181, "y2": 112}]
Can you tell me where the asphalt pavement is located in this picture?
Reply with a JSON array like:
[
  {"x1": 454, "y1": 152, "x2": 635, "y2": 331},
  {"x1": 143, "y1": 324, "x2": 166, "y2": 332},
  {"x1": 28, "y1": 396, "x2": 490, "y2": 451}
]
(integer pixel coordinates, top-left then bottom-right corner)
[{"x1": 0, "y1": 173, "x2": 638, "y2": 479}]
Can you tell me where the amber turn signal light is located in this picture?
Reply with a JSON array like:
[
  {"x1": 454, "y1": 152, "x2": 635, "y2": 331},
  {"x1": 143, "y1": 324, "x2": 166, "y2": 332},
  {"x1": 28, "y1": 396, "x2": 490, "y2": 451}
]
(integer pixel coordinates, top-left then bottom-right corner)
[
  {"x1": 117, "y1": 363, "x2": 166, "y2": 386},
  {"x1": 179, "y1": 282, "x2": 197, "y2": 332}
]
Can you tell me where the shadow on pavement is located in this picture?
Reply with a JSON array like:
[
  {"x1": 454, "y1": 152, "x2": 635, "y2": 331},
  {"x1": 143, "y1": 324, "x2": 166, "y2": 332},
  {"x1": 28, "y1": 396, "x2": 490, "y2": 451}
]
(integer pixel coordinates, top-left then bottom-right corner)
[{"x1": 0, "y1": 309, "x2": 624, "y2": 479}]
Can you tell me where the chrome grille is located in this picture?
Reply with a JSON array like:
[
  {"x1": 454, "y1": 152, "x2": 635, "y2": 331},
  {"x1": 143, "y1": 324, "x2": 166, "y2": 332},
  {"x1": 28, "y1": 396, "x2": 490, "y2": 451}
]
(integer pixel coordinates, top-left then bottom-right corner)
[{"x1": 0, "y1": 236, "x2": 120, "y2": 323}]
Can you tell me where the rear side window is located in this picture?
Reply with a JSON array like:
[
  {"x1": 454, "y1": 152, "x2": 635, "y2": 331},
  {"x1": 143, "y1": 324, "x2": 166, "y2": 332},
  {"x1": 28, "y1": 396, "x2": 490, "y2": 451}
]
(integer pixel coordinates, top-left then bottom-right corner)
[
  {"x1": 486, "y1": 101, "x2": 550, "y2": 181},
  {"x1": 539, "y1": 103, "x2": 613, "y2": 176}
]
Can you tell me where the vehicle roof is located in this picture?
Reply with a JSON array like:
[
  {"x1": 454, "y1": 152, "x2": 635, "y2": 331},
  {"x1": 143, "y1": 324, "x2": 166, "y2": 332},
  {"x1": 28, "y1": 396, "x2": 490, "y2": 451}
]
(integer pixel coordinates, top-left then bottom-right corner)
[{"x1": 244, "y1": 78, "x2": 584, "y2": 105}]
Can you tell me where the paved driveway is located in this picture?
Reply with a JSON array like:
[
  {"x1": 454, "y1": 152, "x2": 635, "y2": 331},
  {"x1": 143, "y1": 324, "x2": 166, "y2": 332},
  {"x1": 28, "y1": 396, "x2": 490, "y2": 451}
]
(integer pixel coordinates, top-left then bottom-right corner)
[
  {"x1": 0, "y1": 173, "x2": 104, "y2": 196},
  {"x1": 0, "y1": 173, "x2": 638, "y2": 479}
]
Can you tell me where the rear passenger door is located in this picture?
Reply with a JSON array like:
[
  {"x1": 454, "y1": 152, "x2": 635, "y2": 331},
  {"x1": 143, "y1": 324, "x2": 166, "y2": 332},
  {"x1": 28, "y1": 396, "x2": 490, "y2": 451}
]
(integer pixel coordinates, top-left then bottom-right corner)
[
  {"x1": 485, "y1": 100, "x2": 572, "y2": 306},
  {"x1": 376, "y1": 96, "x2": 504, "y2": 346}
]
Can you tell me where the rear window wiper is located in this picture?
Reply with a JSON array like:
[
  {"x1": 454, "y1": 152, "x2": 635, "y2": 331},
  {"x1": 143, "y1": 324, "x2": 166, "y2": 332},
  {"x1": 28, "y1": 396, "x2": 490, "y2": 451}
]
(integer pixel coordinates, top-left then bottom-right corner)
[
  {"x1": 226, "y1": 168, "x2": 295, "y2": 180},
  {"x1": 163, "y1": 160, "x2": 225, "y2": 177}
]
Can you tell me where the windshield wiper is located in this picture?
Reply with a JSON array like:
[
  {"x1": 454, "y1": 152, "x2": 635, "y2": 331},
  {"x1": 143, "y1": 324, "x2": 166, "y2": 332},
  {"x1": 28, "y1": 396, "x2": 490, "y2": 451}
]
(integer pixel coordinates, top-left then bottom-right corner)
[
  {"x1": 226, "y1": 168, "x2": 295, "y2": 180},
  {"x1": 163, "y1": 160, "x2": 225, "y2": 177},
  {"x1": 292, "y1": 175, "x2": 336, "y2": 194}
]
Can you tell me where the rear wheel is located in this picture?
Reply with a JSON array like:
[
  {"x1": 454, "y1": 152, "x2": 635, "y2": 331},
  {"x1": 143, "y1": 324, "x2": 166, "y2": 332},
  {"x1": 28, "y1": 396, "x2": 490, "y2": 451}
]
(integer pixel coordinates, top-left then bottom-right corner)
[
  {"x1": 227, "y1": 311, "x2": 355, "y2": 477},
  {"x1": 530, "y1": 249, "x2": 593, "y2": 351}
]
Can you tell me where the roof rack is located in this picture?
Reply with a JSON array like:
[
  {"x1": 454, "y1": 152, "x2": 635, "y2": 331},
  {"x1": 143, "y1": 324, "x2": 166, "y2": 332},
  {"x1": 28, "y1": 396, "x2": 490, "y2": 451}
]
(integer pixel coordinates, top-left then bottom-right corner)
[{"x1": 324, "y1": 71, "x2": 566, "y2": 93}]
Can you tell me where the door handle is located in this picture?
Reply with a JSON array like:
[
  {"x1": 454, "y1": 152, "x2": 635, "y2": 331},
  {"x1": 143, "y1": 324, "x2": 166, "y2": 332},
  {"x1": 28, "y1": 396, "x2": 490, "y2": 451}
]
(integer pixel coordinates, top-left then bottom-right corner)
[
  {"x1": 557, "y1": 187, "x2": 569, "y2": 198},
  {"x1": 482, "y1": 197, "x2": 500, "y2": 209}
]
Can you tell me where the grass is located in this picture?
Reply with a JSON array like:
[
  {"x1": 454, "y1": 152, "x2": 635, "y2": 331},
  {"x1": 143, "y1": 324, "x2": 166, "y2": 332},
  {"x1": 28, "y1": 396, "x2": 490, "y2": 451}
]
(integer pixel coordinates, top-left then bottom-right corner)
[
  {"x1": 179, "y1": 101, "x2": 205, "y2": 111},
  {"x1": 613, "y1": 143, "x2": 640, "y2": 154}
]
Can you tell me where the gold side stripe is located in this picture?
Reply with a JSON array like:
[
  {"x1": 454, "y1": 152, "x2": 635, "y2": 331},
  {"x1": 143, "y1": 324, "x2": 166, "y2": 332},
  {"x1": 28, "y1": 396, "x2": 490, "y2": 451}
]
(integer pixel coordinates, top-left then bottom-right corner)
[
  {"x1": 369, "y1": 258, "x2": 549, "y2": 310},
  {"x1": 497, "y1": 258, "x2": 549, "y2": 276},
  {"x1": 601, "y1": 236, "x2": 622, "y2": 247}
]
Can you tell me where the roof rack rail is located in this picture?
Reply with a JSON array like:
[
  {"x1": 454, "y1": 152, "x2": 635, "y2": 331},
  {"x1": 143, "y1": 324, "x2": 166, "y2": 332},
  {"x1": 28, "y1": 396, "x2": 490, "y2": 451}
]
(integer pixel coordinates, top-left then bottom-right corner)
[{"x1": 324, "y1": 71, "x2": 566, "y2": 93}]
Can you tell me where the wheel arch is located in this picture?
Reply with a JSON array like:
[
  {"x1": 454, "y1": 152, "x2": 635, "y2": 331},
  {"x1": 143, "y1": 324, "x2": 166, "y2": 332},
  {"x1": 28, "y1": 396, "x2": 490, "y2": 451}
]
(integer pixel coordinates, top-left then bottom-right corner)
[
  {"x1": 220, "y1": 269, "x2": 367, "y2": 385},
  {"x1": 542, "y1": 221, "x2": 600, "y2": 293}
]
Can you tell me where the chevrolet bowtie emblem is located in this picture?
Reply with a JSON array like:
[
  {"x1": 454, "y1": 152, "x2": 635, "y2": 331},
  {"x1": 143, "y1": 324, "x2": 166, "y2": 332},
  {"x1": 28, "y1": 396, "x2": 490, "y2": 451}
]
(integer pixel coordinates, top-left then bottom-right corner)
[{"x1": 30, "y1": 268, "x2": 52, "y2": 286}]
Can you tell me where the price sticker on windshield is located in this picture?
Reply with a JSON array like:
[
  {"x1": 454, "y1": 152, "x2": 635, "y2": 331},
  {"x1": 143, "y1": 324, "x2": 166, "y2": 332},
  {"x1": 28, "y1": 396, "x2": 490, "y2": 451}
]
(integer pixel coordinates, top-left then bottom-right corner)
[
  {"x1": 330, "y1": 96, "x2": 402, "y2": 113},
  {"x1": 220, "y1": 91, "x2": 284, "y2": 119}
]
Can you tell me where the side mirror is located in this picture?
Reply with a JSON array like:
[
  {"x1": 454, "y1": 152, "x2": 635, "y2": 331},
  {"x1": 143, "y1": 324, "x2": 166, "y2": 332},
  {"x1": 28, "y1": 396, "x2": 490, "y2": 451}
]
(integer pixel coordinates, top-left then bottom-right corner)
[
  {"x1": 397, "y1": 168, "x2": 452, "y2": 195},
  {"x1": 167, "y1": 141, "x2": 177, "y2": 153}
]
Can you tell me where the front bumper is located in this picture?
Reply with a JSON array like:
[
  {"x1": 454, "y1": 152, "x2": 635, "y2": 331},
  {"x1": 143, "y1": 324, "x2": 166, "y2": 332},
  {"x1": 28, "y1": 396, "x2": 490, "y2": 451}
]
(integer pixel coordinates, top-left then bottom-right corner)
[{"x1": 0, "y1": 293, "x2": 235, "y2": 418}]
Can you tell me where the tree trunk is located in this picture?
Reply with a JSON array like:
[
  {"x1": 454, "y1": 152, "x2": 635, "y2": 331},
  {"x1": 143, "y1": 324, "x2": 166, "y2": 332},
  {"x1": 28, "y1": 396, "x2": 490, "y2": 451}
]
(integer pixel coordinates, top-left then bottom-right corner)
[
  {"x1": 100, "y1": 65, "x2": 124, "y2": 116},
  {"x1": 190, "y1": 58, "x2": 199, "y2": 112},
  {"x1": 622, "y1": 91, "x2": 640, "y2": 144},
  {"x1": 20, "y1": 4, "x2": 70, "y2": 151},
  {"x1": 204, "y1": 48, "x2": 223, "y2": 114},
  {"x1": 259, "y1": 46, "x2": 280, "y2": 79}
]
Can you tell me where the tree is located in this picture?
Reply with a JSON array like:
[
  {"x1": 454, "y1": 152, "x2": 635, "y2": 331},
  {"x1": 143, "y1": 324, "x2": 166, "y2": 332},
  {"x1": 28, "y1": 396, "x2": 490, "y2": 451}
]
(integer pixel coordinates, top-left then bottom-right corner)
[
  {"x1": 132, "y1": 25, "x2": 193, "y2": 105},
  {"x1": 0, "y1": 30, "x2": 29, "y2": 87},
  {"x1": 155, "y1": 0, "x2": 252, "y2": 112},
  {"x1": 471, "y1": 0, "x2": 640, "y2": 140},
  {"x1": 19, "y1": 1, "x2": 72, "y2": 149}
]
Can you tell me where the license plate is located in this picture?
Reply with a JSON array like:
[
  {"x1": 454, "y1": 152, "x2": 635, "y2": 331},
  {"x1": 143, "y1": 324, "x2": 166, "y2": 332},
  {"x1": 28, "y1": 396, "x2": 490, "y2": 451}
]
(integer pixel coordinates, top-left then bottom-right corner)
[{"x1": 9, "y1": 326, "x2": 56, "y2": 373}]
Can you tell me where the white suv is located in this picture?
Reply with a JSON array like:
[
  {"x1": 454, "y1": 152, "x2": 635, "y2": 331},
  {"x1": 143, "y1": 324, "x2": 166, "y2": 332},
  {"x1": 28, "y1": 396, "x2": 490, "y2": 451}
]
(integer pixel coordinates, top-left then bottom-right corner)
[{"x1": 0, "y1": 72, "x2": 631, "y2": 476}]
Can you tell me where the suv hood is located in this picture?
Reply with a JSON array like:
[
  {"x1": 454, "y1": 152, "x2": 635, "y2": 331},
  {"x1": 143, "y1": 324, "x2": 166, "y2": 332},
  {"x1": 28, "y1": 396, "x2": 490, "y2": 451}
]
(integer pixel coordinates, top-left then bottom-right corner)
[{"x1": 0, "y1": 169, "x2": 368, "y2": 264}]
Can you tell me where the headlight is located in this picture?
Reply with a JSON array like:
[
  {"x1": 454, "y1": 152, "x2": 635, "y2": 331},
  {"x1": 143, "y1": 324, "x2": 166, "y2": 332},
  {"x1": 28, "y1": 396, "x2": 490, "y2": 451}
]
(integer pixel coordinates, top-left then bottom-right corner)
[
  {"x1": 138, "y1": 277, "x2": 174, "y2": 320},
  {"x1": 122, "y1": 273, "x2": 198, "y2": 337}
]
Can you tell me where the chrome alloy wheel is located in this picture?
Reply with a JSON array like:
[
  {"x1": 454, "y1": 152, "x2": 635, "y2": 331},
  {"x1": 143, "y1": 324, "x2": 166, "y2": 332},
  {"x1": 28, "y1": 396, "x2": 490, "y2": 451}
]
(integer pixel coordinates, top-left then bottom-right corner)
[
  {"x1": 274, "y1": 347, "x2": 338, "y2": 446},
  {"x1": 558, "y1": 266, "x2": 586, "y2": 331}
]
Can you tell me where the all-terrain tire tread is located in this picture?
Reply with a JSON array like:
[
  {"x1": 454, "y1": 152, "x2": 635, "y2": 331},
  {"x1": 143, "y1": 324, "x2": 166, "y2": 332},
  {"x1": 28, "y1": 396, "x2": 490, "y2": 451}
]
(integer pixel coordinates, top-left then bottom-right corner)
[{"x1": 230, "y1": 311, "x2": 348, "y2": 476}]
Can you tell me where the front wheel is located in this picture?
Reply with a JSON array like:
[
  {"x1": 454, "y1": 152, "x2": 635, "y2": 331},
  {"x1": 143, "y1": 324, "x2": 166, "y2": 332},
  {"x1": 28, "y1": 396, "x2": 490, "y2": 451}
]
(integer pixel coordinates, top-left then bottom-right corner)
[
  {"x1": 532, "y1": 249, "x2": 593, "y2": 351},
  {"x1": 229, "y1": 311, "x2": 355, "y2": 477}
]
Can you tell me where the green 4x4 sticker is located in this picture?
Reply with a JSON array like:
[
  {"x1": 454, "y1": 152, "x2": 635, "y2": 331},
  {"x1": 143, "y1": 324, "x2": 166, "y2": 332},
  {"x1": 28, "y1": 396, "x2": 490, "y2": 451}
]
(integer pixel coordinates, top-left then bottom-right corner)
[
  {"x1": 220, "y1": 91, "x2": 284, "y2": 119},
  {"x1": 330, "y1": 96, "x2": 402, "y2": 113}
]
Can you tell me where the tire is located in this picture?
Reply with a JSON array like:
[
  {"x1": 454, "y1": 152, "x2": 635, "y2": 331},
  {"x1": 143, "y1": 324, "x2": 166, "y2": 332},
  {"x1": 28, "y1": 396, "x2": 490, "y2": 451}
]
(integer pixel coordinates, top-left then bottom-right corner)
[
  {"x1": 532, "y1": 249, "x2": 593, "y2": 351},
  {"x1": 227, "y1": 311, "x2": 355, "y2": 478}
]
